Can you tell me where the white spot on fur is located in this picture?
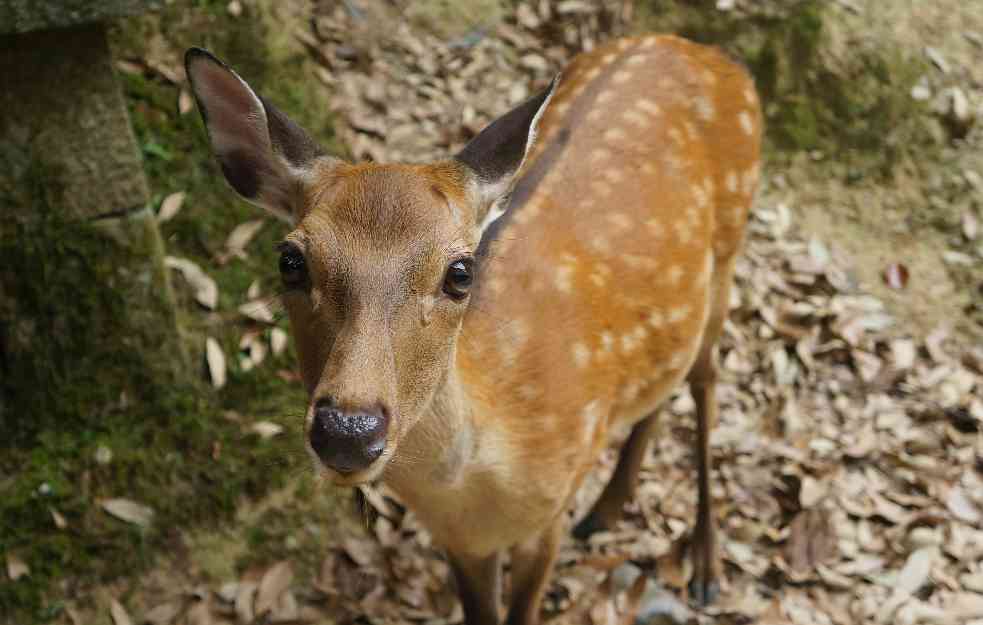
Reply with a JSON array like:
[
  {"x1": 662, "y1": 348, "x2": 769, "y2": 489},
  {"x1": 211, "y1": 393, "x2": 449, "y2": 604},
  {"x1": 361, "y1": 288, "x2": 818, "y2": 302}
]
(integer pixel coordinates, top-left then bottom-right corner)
[
  {"x1": 669, "y1": 351, "x2": 689, "y2": 371},
  {"x1": 640, "y1": 36, "x2": 658, "y2": 49},
  {"x1": 586, "y1": 109, "x2": 603, "y2": 122},
  {"x1": 739, "y1": 110, "x2": 754, "y2": 135},
  {"x1": 702, "y1": 69, "x2": 717, "y2": 86},
  {"x1": 585, "y1": 66, "x2": 601, "y2": 81},
  {"x1": 668, "y1": 304, "x2": 692, "y2": 324},
  {"x1": 555, "y1": 264, "x2": 574, "y2": 293},
  {"x1": 648, "y1": 309, "x2": 665, "y2": 328},
  {"x1": 602, "y1": 53, "x2": 617, "y2": 65},
  {"x1": 590, "y1": 263, "x2": 612, "y2": 287},
  {"x1": 667, "y1": 265, "x2": 684, "y2": 285},
  {"x1": 622, "y1": 109, "x2": 650, "y2": 128},
  {"x1": 693, "y1": 96, "x2": 715, "y2": 122},
  {"x1": 600, "y1": 331, "x2": 615, "y2": 353},
  {"x1": 591, "y1": 180, "x2": 613, "y2": 197},
  {"x1": 744, "y1": 86, "x2": 756, "y2": 105},
  {"x1": 607, "y1": 212, "x2": 631, "y2": 230},
  {"x1": 636, "y1": 98, "x2": 661, "y2": 116},
  {"x1": 626, "y1": 54, "x2": 647, "y2": 66},
  {"x1": 692, "y1": 184, "x2": 709, "y2": 209},
  {"x1": 518, "y1": 384, "x2": 541, "y2": 401},
  {"x1": 590, "y1": 148, "x2": 612, "y2": 163},
  {"x1": 613, "y1": 70, "x2": 632, "y2": 84},
  {"x1": 725, "y1": 170, "x2": 739, "y2": 194},
  {"x1": 573, "y1": 342, "x2": 591, "y2": 368},
  {"x1": 555, "y1": 101, "x2": 571, "y2": 116},
  {"x1": 617, "y1": 39, "x2": 632, "y2": 51},
  {"x1": 673, "y1": 220, "x2": 693, "y2": 245},
  {"x1": 603, "y1": 127, "x2": 627, "y2": 143},
  {"x1": 596, "y1": 89, "x2": 616, "y2": 104},
  {"x1": 604, "y1": 168, "x2": 626, "y2": 184},
  {"x1": 590, "y1": 235, "x2": 611, "y2": 254},
  {"x1": 668, "y1": 128, "x2": 685, "y2": 146}
]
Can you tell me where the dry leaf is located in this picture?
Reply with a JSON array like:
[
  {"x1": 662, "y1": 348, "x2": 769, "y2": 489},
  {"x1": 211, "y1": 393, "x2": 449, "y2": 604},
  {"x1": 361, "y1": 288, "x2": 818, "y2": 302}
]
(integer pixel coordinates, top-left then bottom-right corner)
[
  {"x1": 184, "y1": 601, "x2": 212, "y2": 625},
  {"x1": 270, "y1": 328, "x2": 288, "y2": 356},
  {"x1": 256, "y1": 561, "x2": 294, "y2": 616},
  {"x1": 50, "y1": 507, "x2": 67, "y2": 529},
  {"x1": 158, "y1": 191, "x2": 186, "y2": 222},
  {"x1": 947, "y1": 487, "x2": 982, "y2": 524},
  {"x1": 235, "y1": 581, "x2": 257, "y2": 624},
  {"x1": 178, "y1": 89, "x2": 194, "y2": 115},
  {"x1": 239, "y1": 299, "x2": 275, "y2": 324},
  {"x1": 882, "y1": 263, "x2": 909, "y2": 289},
  {"x1": 143, "y1": 601, "x2": 182, "y2": 625},
  {"x1": 223, "y1": 219, "x2": 265, "y2": 260},
  {"x1": 164, "y1": 257, "x2": 218, "y2": 310},
  {"x1": 6, "y1": 554, "x2": 28, "y2": 580},
  {"x1": 251, "y1": 421, "x2": 284, "y2": 439},
  {"x1": 100, "y1": 498, "x2": 154, "y2": 527},
  {"x1": 110, "y1": 598, "x2": 133, "y2": 625},
  {"x1": 205, "y1": 337, "x2": 227, "y2": 389}
]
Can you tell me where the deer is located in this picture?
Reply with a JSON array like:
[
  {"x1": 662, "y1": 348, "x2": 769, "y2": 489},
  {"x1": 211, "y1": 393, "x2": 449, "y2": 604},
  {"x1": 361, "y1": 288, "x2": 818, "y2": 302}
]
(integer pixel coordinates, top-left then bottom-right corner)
[{"x1": 185, "y1": 32, "x2": 761, "y2": 625}]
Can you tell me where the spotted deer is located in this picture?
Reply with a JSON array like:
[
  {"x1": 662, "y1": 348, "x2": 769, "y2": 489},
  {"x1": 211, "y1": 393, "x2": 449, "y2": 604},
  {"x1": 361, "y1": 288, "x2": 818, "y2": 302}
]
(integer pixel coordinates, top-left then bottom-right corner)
[{"x1": 186, "y1": 33, "x2": 761, "y2": 625}]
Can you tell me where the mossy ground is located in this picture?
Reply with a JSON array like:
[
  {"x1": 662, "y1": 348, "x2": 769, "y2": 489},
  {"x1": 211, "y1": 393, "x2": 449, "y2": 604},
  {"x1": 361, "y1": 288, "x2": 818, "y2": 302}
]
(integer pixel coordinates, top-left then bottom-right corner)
[{"x1": 0, "y1": 0, "x2": 338, "y2": 621}]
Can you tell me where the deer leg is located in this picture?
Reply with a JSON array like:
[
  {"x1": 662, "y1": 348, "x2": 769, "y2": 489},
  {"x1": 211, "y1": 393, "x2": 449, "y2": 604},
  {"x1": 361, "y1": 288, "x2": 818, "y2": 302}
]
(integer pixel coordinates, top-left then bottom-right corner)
[
  {"x1": 449, "y1": 549, "x2": 502, "y2": 625},
  {"x1": 572, "y1": 412, "x2": 658, "y2": 540},
  {"x1": 684, "y1": 257, "x2": 735, "y2": 606},
  {"x1": 685, "y1": 343, "x2": 722, "y2": 606},
  {"x1": 506, "y1": 518, "x2": 562, "y2": 625}
]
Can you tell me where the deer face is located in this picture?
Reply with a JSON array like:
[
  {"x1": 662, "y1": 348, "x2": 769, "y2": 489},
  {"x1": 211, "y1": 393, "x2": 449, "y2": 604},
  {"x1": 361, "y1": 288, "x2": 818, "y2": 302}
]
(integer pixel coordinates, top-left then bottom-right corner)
[{"x1": 185, "y1": 48, "x2": 555, "y2": 483}]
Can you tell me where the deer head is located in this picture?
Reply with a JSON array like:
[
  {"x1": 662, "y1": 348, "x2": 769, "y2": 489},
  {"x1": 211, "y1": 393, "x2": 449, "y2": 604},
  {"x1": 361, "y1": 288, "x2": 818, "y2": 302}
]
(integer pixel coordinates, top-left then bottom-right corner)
[{"x1": 185, "y1": 48, "x2": 556, "y2": 484}]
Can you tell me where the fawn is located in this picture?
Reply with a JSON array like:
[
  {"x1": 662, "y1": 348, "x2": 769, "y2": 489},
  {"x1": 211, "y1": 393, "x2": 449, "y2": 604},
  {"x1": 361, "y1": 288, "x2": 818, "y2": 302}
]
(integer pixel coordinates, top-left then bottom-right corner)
[{"x1": 186, "y1": 33, "x2": 761, "y2": 625}]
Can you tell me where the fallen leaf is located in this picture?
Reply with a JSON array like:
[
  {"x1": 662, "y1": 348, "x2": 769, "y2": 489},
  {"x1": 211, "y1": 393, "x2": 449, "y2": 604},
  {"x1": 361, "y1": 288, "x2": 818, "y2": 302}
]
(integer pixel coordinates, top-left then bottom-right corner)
[
  {"x1": 143, "y1": 601, "x2": 182, "y2": 625},
  {"x1": 205, "y1": 337, "x2": 227, "y2": 389},
  {"x1": 223, "y1": 219, "x2": 265, "y2": 261},
  {"x1": 255, "y1": 561, "x2": 294, "y2": 616},
  {"x1": 251, "y1": 421, "x2": 284, "y2": 439},
  {"x1": 50, "y1": 507, "x2": 67, "y2": 529},
  {"x1": 239, "y1": 299, "x2": 275, "y2": 324},
  {"x1": 235, "y1": 581, "x2": 257, "y2": 624},
  {"x1": 110, "y1": 598, "x2": 133, "y2": 625},
  {"x1": 882, "y1": 263, "x2": 909, "y2": 289},
  {"x1": 896, "y1": 546, "x2": 938, "y2": 595},
  {"x1": 100, "y1": 498, "x2": 154, "y2": 527},
  {"x1": 270, "y1": 328, "x2": 288, "y2": 356},
  {"x1": 178, "y1": 89, "x2": 194, "y2": 115},
  {"x1": 6, "y1": 554, "x2": 28, "y2": 580},
  {"x1": 947, "y1": 487, "x2": 982, "y2": 524},
  {"x1": 164, "y1": 257, "x2": 218, "y2": 310},
  {"x1": 157, "y1": 191, "x2": 186, "y2": 222}
]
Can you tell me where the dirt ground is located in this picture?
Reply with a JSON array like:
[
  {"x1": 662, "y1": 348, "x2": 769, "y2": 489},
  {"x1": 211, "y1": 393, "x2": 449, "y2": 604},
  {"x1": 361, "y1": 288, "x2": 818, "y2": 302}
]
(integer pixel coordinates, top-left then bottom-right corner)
[{"x1": 63, "y1": 1, "x2": 983, "y2": 624}]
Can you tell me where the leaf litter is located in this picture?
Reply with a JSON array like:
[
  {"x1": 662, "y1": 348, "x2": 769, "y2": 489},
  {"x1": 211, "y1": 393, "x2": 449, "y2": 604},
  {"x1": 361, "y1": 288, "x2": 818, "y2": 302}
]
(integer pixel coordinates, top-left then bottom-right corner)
[{"x1": 106, "y1": 1, "x2": 983, "y2": 624}]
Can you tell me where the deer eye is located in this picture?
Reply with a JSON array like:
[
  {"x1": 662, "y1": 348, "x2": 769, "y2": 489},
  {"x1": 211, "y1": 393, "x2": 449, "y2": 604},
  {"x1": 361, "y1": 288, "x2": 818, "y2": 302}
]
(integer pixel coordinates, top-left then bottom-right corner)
[
  {"x1": 278, "y1": 242, "x2": 308, "y2": 290},
  {"x1": 443, "y1": 258, "x2": 474, "y2": 299}
]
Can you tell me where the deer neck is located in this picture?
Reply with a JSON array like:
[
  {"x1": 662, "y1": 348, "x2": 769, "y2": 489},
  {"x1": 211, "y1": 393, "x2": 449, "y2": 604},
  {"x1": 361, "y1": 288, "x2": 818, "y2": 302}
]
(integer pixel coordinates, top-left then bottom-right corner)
[{"x1": 382, "y1": 357, "x2": 484, "y2": 497}]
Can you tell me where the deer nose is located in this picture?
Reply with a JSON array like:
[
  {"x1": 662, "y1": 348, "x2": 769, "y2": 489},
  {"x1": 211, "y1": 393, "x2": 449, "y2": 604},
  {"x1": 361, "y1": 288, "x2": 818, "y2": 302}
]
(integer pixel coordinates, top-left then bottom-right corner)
[{"x1": 309, "y1": 399, "x2": 388, "y2": 474}]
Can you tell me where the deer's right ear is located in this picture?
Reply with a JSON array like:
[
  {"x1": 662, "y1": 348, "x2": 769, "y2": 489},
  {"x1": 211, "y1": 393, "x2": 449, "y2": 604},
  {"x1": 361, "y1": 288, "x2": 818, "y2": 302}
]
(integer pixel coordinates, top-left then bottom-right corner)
[{"x1": 185, "y1": 48, "x2": 330, "y2": 223}]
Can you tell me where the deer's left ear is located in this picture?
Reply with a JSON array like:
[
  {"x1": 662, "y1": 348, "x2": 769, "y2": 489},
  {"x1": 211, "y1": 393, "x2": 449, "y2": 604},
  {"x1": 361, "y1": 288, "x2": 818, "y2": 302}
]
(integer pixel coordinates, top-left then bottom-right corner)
[{"x1": 455, "y1": 76, "x2": 559, "y2": 233}]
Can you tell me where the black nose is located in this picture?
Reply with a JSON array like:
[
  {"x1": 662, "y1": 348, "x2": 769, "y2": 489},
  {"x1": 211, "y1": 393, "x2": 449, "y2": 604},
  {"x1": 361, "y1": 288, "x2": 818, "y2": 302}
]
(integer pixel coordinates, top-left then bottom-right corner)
[{"x1": 309, "y1": 400, "x2": 389, "y2": 474}]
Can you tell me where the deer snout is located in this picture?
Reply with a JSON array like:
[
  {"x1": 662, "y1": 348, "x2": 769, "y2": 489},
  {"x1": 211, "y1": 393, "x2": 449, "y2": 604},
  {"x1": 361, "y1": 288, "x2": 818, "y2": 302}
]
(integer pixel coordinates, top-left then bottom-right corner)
[{"x1": 309, "y1": 399, "x2": 389, "y2": 474}]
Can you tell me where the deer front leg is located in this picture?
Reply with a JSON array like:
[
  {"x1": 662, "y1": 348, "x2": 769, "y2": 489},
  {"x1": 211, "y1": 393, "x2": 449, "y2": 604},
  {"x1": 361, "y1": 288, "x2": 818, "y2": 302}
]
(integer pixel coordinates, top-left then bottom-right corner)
[
  {"x1": 506, "y1": 518, "x2": 562, "y2": 625},
  {"x1": 449, "y1": 549, "x2": 502, "y2": 625}
]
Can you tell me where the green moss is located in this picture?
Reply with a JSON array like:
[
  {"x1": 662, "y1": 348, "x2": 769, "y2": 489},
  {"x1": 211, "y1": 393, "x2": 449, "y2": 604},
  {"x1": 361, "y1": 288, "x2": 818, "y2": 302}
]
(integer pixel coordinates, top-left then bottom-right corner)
[{"x1": 1, "y1": 0, "x2": 337, "y2": 620}]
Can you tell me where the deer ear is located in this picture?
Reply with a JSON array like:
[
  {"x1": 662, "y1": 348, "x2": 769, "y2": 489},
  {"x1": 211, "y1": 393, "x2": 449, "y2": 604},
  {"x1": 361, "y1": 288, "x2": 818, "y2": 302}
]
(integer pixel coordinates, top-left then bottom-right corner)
[
  {"x1": 185, "y1": 47, "x2": 330, "y2": 223},
  {"x1": 455, "y1": 76, "x2": 559, "y2": 233}
]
